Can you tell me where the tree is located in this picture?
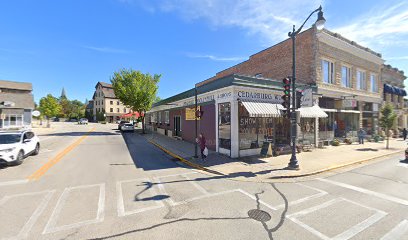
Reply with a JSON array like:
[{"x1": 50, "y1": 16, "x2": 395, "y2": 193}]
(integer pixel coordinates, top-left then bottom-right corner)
[
  {"x1": 154, "y1": 96, "x2": 162, "y2": 103},
  {"x1": 39, "y1": 94, "x2": 61, "y2": 127},
  {"x1": 379, "y1": 103, "x2": 397, "y2": 149},
  {"x1": 111, "y1": 68, "x2": 160, "y2": 133},
  {"x1": 70, "y1": 100, "x2": 85, "y2": 119}
]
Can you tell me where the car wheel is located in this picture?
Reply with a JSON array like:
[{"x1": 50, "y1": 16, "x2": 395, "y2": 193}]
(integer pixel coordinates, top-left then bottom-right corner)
[
  {"x1": 32, "y1": 143, "x2": 40, "y2": 156},
  {"x1": 14, "y1": 151, "x2": 25, "y2": 165}
]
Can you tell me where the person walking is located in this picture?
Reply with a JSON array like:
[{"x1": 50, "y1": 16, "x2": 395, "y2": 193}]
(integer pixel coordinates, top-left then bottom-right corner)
[
  {"x1": 196, "y1": 133, "x2": 207, "y2": 160},
  {"x1": 358, "y1": 128, "x2": 366, "y2": 144},
  {"x1": 403, "y1": 128, "x2": 407, "y2": 141}
]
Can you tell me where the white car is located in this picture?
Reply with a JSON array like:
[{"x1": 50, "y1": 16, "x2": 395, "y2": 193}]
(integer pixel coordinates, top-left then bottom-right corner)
[
  {"x1": 79, "y1": 118, "x2": 89, "y2": 124},
  {"x1": 121, "y1": 123, "x2": 135, "y2": 132},
  {"x1": 0, "y1": 130, "x2": 40, "y2": 166}
]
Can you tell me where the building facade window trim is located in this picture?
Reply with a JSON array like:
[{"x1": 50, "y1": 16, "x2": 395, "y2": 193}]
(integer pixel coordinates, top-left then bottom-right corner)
[
  {"x1": 321, "y1": 59, "x2": 334, "y2": 84},
  {"x1": 341, "y1": 65, "x2": 352, "y2": 88},
  {"x1": 356, "y1": 69, "x2": 366, "y2": 90},
  {"x1": 370, "y1": 73, "x2": 378, "y2": 93}
]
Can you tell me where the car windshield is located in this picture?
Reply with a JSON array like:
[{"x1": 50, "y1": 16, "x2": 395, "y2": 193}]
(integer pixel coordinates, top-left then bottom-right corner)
[
  {"x1": 124, "y1": 123, "x2": 133, "y2": 126},
  {"x1": 0, "y1": 134, "x2": 21, "y2": 144}
]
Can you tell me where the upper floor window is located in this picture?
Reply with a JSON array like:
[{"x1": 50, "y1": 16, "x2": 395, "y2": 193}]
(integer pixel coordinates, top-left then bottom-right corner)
[
  {"x1": 322, "y1": 60, "x2": 334, "y2": 84},
  {"x1": 110, "y1": 108, "x2": 113, "y2": 113},
  {"x1": 117, "y1": 101, "x2": 120, "y2": 105},
  {"x1": 124, "y1": 108, "x2": 126, "y2": 113},
  {"x1": 117, "y1": 108, "x2": 120, "y2": 113},
  {"x1": 110, "y1": 100, "x2": 113, "y2": 105},
  {"x1": 357, "y1": 70, "x2": 366, "y2": 90},
  {"x1": 370, "y1": 74, "x2": 378, "y2": 92},
  {"x1": 341, "y1": 66, "x2": 351, "y2": 88}
]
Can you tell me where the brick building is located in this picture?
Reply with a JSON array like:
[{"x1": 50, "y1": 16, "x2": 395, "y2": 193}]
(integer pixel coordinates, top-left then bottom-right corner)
[
  {"x1": 198, "y1": 26, "x2": 385, "y2": 138},
  {"x1": 381, "y1": 65, "x2": 407, "y2": 131},
  {"x1": 92, "y1": 82, "x2": 130, "y2": 123}
]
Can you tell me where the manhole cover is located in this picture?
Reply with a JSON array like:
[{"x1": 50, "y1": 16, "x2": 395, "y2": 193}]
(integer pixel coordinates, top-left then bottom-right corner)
[{"x1": 248, "y1": 209, "x2": 271, "y2": 222}]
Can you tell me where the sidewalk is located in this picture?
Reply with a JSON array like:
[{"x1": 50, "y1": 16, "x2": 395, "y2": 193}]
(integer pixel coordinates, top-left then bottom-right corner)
[{"x1": 145, "y1": 132, "x2": 407, "y2": 182}]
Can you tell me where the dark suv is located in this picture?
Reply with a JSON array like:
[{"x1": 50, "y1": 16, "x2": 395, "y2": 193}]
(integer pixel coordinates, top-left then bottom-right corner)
[{"x1": 117, "y1": 121, "x2": 129, "y2": 130}]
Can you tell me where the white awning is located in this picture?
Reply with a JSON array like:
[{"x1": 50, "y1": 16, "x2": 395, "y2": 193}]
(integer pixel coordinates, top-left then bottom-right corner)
[
  {"x1": 241, "y1": 100, "x2": 283, "y2": 117},
  {"x1": 297, "y1": 105, "x2": 328, "y2": 118}
]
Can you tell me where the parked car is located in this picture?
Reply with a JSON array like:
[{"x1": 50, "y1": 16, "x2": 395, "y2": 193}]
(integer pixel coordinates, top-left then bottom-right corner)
[
  {"x1": 70, "y1": 118, "x2": 78, "y2": 122},
  {"x1": 121, "y1": 123, "x2": 135, "y2": 132},
  {"x1": 79, "y1": 118, "x2": 89, "y2": 124},
  {"x1": 0, "y1": 130, "x2": 40, "y2": 166},
  {"x1": 118, "y1": 121, "x2": 129, "y2": 130},
  {"x1": 53, "y1": 117, "x2": 60, "y2": 122}
]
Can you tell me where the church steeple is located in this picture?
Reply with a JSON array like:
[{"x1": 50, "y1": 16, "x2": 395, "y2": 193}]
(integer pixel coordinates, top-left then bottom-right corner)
[{"x1": 61, "y1": 87, "x2": 67, "y2": 99}]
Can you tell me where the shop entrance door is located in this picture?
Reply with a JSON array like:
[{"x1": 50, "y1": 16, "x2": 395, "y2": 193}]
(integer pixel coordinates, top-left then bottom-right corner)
[{"x1": 174, "y1": 116, "x2": 181, "y2": 137}]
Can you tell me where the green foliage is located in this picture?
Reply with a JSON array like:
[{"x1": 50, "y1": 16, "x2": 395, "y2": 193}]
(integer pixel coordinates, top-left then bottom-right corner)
[
  {"x1": 39, "y1": 94, "x2": 61, "y2": 119},
  {"x1": 111, "y1": 68, "x2": 160, "y2": 133},
  {"x1": 331, "y1": 139, "x2": 340, "y2": 146},
  {"x1": 379, "y1": 104, "x2": 397, "y2": 149},
  {"x1": 96, "y1": 111, "x2": 105, "y2": 121}
]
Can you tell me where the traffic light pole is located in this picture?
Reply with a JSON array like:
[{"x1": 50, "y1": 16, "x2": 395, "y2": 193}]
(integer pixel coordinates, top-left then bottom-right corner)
[{"x1": 288, "y1": 25, "x2": 299, "y2": 170}]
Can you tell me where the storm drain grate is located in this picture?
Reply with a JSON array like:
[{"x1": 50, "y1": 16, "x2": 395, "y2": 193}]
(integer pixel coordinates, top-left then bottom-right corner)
[{"x1": 248, "y1": 209, "x2": 271, "y2": 222}]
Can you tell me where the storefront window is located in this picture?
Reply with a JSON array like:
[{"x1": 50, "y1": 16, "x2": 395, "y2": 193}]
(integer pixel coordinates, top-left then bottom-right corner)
[
  {"x1": 218, "y1": 102, "x2": 231, "y2": 149},
  {"x1": 238, "y1": 103, "x2": 274, "y2": 150}
]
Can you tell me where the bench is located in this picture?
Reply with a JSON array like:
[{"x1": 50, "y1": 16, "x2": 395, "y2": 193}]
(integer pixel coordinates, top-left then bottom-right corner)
[{"x1": 299, "y1": 140, "x2": 313, "y2": 152}]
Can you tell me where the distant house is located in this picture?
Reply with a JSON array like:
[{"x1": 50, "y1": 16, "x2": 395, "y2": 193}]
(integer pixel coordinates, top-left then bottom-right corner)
[
  {"x1": 85, "y1": 99, "x2": 94, "y2": 121},
  {"x1": 92, "y1": 82, "x2": 130, "y2": 123},
  {"x1": 0, "y1": 80, "x2": 35, "y2": 129}
]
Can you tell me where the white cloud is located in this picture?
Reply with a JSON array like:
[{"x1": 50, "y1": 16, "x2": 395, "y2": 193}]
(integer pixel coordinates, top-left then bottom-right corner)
[
  {"x1": 186, "y1": 53, "x2": 246, "y2": 61},
  {"x1": 82, "y1": 46, "x2": 130, "y2": 54},
  {"x1": 126, "y1": 0, "x2": 322, "y2": 43},
  {"x1": 332, "y1": 1, "x2": 408, "y2": 49}
]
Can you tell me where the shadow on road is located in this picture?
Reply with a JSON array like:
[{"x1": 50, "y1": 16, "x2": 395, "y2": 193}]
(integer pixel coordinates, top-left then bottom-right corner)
[{"x1": 91, "y1": 175, "x2": 289, "y2": 240}]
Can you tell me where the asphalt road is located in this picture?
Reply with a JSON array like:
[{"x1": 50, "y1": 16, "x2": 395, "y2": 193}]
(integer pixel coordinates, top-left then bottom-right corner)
[{"x1": 0, "y1": 123, "x2": 407, "y2": 240}]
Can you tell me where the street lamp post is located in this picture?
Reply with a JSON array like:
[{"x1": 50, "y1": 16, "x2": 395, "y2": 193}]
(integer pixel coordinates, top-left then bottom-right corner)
[{"x1": 287, "y1": 6, "x2": 325, "y2": 170}]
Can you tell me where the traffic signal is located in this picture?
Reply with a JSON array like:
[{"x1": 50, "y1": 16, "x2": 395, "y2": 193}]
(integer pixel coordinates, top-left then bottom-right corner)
[
  {"x1": 281, "y1": 77, "x2": 291, "y2": 118},
  {"x1": 296, "y1": 90, "x2": 304, "y2": 109}
]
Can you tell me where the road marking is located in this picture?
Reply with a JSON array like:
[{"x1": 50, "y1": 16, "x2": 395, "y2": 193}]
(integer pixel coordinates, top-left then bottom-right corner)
[
  {"x1": 43, "y1": 183, "x2": 105, "y2": 234},
  {"x1": 380, "y1": 219, "x2": 408, "y2": 240},
  {"x1": 27, "y1": 127, "x2": 95, "y2": 181},
  {"x1": 288, "y1": 198, "x2": 387, "y2": 240},
  {"x1": 273, "y1": 183, "x2": 328, "y2": 210},
  {"x1": 318, "y1": 178, "x2": 408, "y2": 206},
  {"x1": 236, "y1": 189, "x2": 277, "y2": 211},
  {"x1": 116, "y1": 178, "x2": 164, "y2": 217},
  {"x1": 0, "y1": 190, "x2": 55, "y2": 239},
  {"x1": 182, "y1": 174, "x2": 209, "y2": 195},
  {"x1": 0, "y1": 179, "x2": 29, "y2": 187}
]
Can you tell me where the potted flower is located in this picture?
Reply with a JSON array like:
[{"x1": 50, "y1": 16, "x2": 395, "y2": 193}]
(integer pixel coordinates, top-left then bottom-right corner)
[{"x1": 331, "y1": 139, "x2": 340, "y2": 146}]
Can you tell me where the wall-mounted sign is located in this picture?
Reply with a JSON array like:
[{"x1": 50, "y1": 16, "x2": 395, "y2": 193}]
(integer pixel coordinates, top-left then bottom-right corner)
[
  {"x1": 343, "y1": 99, "x2": 357, "y2": 108},
  {"x1": 185, "y1": 106, "x2": 201, "y2": 121},
  {"x1": 301, "y1": 88, "x2": 313, "y2": 107},
  {"x1": 32, "y1": 110, "x2": 41, "y2": 117},
  {"x1": 0, "y1": 101, "x2": 15, "y2": 107}
]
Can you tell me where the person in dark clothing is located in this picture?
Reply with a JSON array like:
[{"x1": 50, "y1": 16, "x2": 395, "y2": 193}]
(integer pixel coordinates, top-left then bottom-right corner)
[
  {"x1": 403, "y1": 128, "x2": 407, "y2": 141},
  {"x1": 358, "y1": 128, "x2": 366, "y2": 144},
  {"x1": 196, "y1": 133, "x2": 207, "y2": 160}
]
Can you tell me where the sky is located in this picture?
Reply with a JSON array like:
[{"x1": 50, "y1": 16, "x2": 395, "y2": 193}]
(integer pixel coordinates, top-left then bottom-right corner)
[{"x1": 1, "y1": 0, "x2": 408, "y2": 103}]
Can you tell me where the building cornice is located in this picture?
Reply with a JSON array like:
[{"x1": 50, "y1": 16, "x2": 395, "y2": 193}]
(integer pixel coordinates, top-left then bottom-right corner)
[{"x1": 317, "y1": 31, "x2": 384, "y2": 66}]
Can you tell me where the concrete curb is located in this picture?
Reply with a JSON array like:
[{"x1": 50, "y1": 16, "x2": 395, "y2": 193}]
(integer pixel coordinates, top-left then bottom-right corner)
[
  {"x1": 148, "y1": 139, "x2": 224, "y2": 176},
  {"x1": 147, "y1": 138, "x2": 404, "y2": 181}
]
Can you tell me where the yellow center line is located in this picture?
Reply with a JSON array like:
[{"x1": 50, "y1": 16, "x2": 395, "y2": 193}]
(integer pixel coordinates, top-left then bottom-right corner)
[{"x1": 27, "y1": 127, "x2": 96, "y2": 181}]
